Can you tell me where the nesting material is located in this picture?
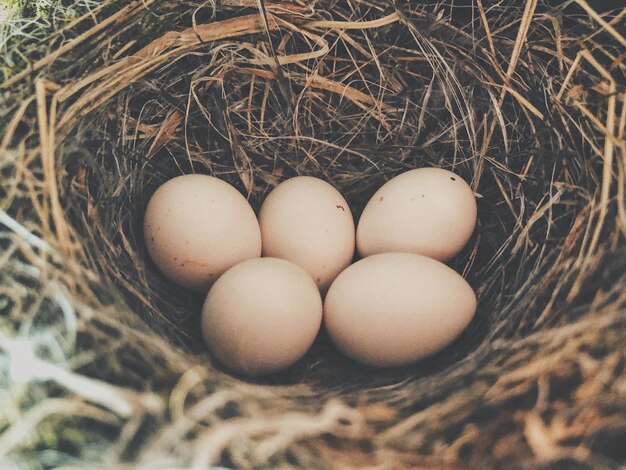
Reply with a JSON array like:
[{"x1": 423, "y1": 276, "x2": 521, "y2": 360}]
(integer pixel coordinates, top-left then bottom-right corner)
[{"x1": 1, "y1": 0, "x2": 625, "y2": 468}]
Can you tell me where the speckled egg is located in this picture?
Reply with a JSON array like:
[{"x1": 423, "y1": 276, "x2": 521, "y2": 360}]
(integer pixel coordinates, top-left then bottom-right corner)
[
  {"x1": 144, "y1": 174, "x2": 261, "y2": 292},
  {"x1": 357, "y1": 168, "x2": 477, "y2": 261},
  {"x1": 259, "y1": 176, "x2": 355, "y2": 293}
]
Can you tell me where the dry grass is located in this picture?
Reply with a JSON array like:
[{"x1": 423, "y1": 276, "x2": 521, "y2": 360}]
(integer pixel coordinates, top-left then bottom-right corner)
[{"x1": 0, "y1": 0, "x2": 625, "y2": 468}]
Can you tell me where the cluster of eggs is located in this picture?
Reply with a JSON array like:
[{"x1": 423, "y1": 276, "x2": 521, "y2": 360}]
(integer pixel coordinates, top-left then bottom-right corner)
[{"x1": 144, "y1": 168, "x2": 478, "y2": 377}]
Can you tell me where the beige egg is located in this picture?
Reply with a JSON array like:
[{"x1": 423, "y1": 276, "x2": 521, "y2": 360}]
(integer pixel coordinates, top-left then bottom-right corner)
[
  {"x1": 144, "y1": 174, "x2": 261, "y2": 292},
  {"x1": 357, "y1": 168, "x2": 477, "y2": 261},
  {"x1": 259, "y1": 176, "x2": 355, "y2": 293},
  {"x1": 324, "y1": 252, "x2": 476, "y2": 367},
  {"x1": 201, "y1": 258, "x2": 323, "y2": 376}
]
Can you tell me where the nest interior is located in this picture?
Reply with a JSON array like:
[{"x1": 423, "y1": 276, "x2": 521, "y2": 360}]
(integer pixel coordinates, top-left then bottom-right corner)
[{"x1": 1, "y1": 0, "x2": 625, "y2": 468}]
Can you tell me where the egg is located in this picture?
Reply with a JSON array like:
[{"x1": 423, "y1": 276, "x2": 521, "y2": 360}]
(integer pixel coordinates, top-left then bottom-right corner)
[
  {"x1": 201, "y1": 258, "x2": 323, "y2": 376},
  {"x1": 144, "y1": 174, "x2": 261, "y2": 292},
  {"x1": 259, "y1": 176, "x2": 355, "y2": 293},
  {"x1": 324, "y1": 252, "x2": 476, "y2": 367},
  {"x1": 357, "y1": 168, "x2": 477, "y2": 261}
]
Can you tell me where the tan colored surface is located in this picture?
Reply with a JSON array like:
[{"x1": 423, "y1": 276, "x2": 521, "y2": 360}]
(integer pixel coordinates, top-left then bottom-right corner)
[
  {"x1": 324, "y1": 253, "x2": 476, "y2": 367},
  {"x1": 202, "y1": 258, "x2": 323, "y2": 376},
  {"x1": 144, "y1": 174, "x2": 261, "y2": 292},
  {"x1": 357, "y1": 168, "x2": 477, "y2": 261},
  {"x1": 259, "y1": 176, "x2": 355, "y2": 293}
]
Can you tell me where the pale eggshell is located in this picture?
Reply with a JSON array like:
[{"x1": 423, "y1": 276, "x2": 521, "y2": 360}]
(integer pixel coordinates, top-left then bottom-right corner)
[
  {"x1": 144, "y1": 174, "x2": 261, "y2": 292},
  {"x1": 324, "y1": 252, "x2": 476, "y2": 367},
  {"x1": 259, "y1": 176, "x2": 355, "y2": 292},
  {"x1": 201, "y1": 258, "x2": 323, "y2": 377},
  {"x1": 357, "y1": 168, "x2": 477, "y2": 261}
]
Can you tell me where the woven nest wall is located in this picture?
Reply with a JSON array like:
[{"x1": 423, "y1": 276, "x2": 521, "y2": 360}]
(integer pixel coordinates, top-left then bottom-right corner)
[{"x1": 1, "y1": 0, "x2": 625, "y2": 468}]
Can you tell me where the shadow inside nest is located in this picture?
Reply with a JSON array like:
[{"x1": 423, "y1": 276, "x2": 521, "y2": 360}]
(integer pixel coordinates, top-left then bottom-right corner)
[{"x1": 55, "y1": 0, "x2": 598, "y2": 391}]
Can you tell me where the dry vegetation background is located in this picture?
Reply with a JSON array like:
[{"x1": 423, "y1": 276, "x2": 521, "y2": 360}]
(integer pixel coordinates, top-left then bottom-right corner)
[{"x1": 0, "y1": 0, "x2": 625, "y2": 468}]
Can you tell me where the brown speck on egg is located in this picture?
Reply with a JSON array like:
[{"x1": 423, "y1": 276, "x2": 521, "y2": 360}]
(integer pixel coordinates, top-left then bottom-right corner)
[
  {"x1": 450, "y1": 177, "x2": 456, "y2": 181},
  {"x1": 379, "y1": 196, "x2": 384, "y2": 202},
  {"x1": 336, "y1": 205, "x2": 345, "y2": 211}
]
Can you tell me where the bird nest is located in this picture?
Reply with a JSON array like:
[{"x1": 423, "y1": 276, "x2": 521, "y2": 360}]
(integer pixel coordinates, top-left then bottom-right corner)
[{"x1": 1, "y1": 0, "x2": 625, "y2": 468}]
